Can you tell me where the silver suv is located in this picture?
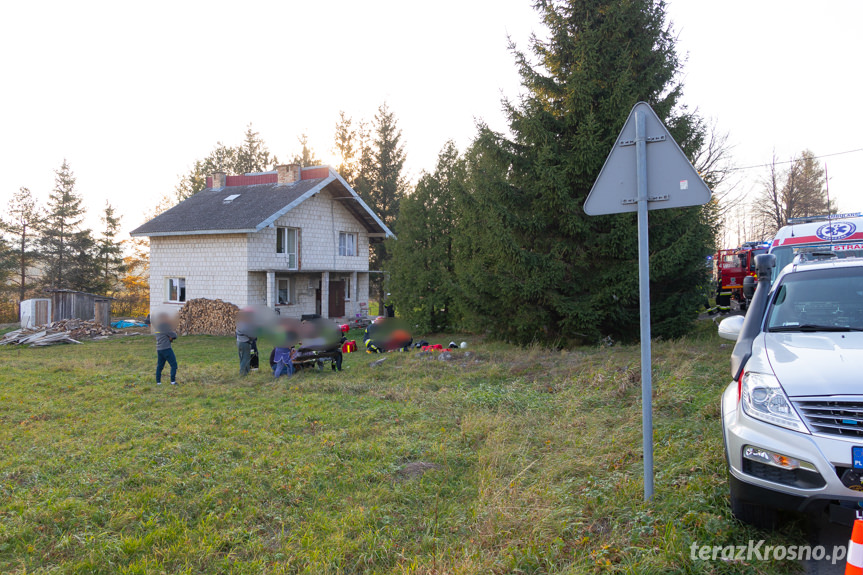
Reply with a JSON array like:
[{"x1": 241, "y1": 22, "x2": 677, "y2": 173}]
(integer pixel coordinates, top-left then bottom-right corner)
[{"x1": 718, "y1": 255, "x2": 863, "y2": 528}]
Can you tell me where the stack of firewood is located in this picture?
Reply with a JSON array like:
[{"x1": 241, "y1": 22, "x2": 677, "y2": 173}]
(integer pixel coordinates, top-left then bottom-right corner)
[
  {"x1": 52, "y1": 319, "x2": 116, "y2": 339},
  {"x1": 176, "y1": 298, "x2": 238, "y2": 336}
]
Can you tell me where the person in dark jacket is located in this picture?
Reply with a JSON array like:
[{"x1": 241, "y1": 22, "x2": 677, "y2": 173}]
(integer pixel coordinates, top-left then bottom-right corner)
[
  {"x1": 154, "y1": 313, "x2": 178, "y2": 385},
  {"x1": 236, "y1": 309, "x2": 257, "y2": 376}
]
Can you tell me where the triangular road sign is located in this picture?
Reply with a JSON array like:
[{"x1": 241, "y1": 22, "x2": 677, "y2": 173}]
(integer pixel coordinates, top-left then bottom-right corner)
[{"x1": 583, "y1": 102, "x2": 712, "y2": 216}]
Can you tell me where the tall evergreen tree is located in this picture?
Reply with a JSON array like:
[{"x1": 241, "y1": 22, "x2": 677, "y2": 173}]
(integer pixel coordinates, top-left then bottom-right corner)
[
  {"x1": 333, "y1": 111, "x2": 360, "y2": 186},
  {"x1": 96, "y1": 202, "x2": 126, "y2": 292},
  {"x1": 453, "y1": 0, "x2": 715, "y2": 344},
  {"x1": 0, "y1": 236, "x2": 16, "y2": 311},
  {"x1": 64, "y1": 230, "x2": 102, "y2": 293},
  {"x1": 353, "y1": 120, "x2": 374, "y2": 199},
  {"x1": 175, "y1": 125, "x2": 276, "y2": 200},
  {"x1": 291, "y1": 133, "x2": 320, "y2": 167},
  {"x1": 388, "y1": 141, "x2": 464, "y2": 332},
  {"x1": 236, "y1": 124, "x2": 277, "y2": 174},
  {"x1": 1, "y1": 187, "x2": 42, "y2": 305},
  {"x1": 41, "y1": 160, "x2": 96, "y2": 290},
  {"x1": 364, "y1": 103, "x2": 407, "y2": 309}
]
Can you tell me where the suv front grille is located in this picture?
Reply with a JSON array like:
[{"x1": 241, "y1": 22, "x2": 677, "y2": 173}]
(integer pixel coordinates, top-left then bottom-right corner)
[{"x1": 795, "y1": 399, "x2": 863, "y2": 438}]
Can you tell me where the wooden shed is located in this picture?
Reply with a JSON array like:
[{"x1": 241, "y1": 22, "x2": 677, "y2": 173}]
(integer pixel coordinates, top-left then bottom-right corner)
[{"x1": 47, "y1": 289, "x2": 114, "y2": 326}]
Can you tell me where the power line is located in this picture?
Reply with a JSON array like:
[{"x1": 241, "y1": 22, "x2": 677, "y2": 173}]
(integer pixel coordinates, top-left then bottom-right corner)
[{"x1": 728, "y1": 147, "x2": 863, "y2": 171}]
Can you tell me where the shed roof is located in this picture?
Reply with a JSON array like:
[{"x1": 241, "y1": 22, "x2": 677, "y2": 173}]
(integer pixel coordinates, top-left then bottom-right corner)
[{"x1": 45, "y1": 289, "x2": 114, "y2": 300}]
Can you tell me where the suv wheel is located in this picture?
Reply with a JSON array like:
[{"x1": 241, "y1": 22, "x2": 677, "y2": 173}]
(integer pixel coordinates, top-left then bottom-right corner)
[{"x1": 730, "y1": 492, "x2": 777, "y2": 530}]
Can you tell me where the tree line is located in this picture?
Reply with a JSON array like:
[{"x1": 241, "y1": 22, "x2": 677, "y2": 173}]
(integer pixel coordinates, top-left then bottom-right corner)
[
  {"x1": 0, "y1": 162, "x2": 128, "y2": 321},
  {"x1": 3, "y1": 0, "x2": 755, "y2": 345}
]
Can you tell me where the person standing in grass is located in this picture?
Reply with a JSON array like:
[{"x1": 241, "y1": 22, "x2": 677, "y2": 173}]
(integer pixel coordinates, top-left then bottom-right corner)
[
  {"x1": 236, "y1": 309, "x2": 257, "y2": 376},
  {"x1": 154, "y1": 313, "x2": 178, "y2": 386}
]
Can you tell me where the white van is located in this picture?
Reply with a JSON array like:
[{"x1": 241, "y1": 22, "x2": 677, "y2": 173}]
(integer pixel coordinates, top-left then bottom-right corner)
[{"x1": 769, "y1": 213, "x2": 863, "y2": 280}]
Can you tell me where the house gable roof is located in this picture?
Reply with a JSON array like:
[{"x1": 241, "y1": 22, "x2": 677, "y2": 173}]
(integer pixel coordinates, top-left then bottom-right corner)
[{"x1": 130, "y1": 166, "x2": 394, "y2": 240}]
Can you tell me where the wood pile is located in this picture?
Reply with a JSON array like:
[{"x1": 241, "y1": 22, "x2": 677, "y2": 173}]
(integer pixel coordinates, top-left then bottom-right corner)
[
  {"x1": 0, "y1": 319, "x2": 117, "y2": 347},
  {"x1": 176, "y1": 298, "x2": 238, "y2": 336}
]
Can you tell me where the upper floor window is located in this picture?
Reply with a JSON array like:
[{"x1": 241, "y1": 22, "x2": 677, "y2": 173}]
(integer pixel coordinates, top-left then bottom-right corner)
[
  {"x1": 276, "y1": 227, "x2": 299, "y2": 269},
  {"x1": 339, "y1": 232, "x2": 357, "y2": 257},
  {"x1": 167, "y1": 277, "x2": 186, "y2": 303}
]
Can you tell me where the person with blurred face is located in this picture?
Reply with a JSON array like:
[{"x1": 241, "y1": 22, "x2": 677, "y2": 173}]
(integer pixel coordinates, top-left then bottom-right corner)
[
  {"x1": 235, "y1": 309, "x2": 257, "y2": 376},
  {"x1": 154, "y1": 313, "x2": 178, "y2": 385}
]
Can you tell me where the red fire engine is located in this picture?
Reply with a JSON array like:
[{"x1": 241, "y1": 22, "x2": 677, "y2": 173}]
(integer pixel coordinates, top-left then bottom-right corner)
[{"x1": 715, "y1": 241, "x2": 769, "y2": 310}]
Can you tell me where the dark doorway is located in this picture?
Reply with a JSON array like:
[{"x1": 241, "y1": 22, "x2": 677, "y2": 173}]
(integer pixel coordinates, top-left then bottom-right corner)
[
  {"x1": 328, "y1": 280, "x2": 345, "y2": 317},
  {"x1": 315, "y1": 287, "x2": 321, "y2": 316}
]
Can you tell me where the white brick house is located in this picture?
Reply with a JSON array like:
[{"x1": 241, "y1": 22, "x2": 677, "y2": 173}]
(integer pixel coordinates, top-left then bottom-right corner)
[{"x1": 131, "y1": 164, "x2": 393, "y2": 320}]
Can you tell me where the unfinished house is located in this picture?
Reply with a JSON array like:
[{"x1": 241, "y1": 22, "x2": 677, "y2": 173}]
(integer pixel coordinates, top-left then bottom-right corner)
[{"x1": 130, "y1": 164, "x2": 393, "y2": 320}]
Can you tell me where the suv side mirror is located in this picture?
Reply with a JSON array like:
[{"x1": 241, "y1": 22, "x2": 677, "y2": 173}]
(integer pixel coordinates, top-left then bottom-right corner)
[
  {"x1": 718, "y1": 315, "x2": 745, "y2": 341},
  {"x1": 743, "y1": 275, "x2": 756, "y2": 299}
]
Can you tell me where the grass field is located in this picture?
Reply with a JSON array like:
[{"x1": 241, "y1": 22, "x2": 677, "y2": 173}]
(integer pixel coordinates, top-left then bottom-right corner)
[{"x1": 0, "y1": 324, "x2": 805, "y2": 574}]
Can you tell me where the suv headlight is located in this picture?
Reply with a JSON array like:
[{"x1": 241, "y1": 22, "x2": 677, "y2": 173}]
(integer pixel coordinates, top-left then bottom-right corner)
[{"x1": 741, "y1": 372, "x2": 809, "y2": 433}]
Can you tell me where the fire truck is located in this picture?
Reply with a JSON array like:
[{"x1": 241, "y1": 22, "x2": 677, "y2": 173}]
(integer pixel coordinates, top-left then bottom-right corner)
[{"x1": 715, "y1": 241, "x2": 770, "y2": 310}]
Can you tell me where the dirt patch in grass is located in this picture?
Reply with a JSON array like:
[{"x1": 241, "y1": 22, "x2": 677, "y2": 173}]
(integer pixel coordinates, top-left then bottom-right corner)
[{"x1": 396, "y1": 461, "x2": 441, "y2": 480}]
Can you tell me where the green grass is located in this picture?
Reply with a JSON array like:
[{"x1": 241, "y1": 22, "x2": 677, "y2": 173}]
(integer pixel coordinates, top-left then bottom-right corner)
[{"x1": 0, "y1": 324, "x2": 805, "y2": 574}]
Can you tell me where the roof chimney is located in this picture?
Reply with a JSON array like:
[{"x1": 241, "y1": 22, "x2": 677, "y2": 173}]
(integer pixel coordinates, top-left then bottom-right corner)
[
  {"x1": 212, "y1": 172, "x2": 227, "y2": 189},
  {"x1": 276, "y1": 164, "x2": 301, "y2": 185}
]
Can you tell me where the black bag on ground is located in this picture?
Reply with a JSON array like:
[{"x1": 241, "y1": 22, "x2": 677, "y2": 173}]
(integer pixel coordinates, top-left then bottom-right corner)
[{"x1": 250, "y1": 341, "x2": 259, "y2": 370}]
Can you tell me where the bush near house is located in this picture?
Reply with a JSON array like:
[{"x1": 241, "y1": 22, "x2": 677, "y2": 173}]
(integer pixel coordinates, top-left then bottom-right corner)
[{"x1": 0, "y1": 324, "x2": 803, "y2": 574}]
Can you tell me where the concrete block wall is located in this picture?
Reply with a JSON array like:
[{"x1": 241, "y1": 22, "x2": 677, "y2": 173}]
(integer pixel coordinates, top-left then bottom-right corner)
[
  {"x1": 358, "y1": 272, "x2": 370, "y2": 316},
  {"x1": 149, "y1": 234, "x2": 249, "y2": 316},
  {"x1": 247, "y1": 189, "x2": 370, "y2": 272},
  {"x1": 147, "y1": 189, "x2": 375, "y2": 320},
  {"x1": 247, "y1": 272, "x2": 266, "y2": 305}
]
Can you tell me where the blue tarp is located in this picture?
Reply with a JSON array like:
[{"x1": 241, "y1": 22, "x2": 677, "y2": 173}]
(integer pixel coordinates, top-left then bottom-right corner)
[{"x1": 111, "y1": 320, "x2": 147, "y2": 329}]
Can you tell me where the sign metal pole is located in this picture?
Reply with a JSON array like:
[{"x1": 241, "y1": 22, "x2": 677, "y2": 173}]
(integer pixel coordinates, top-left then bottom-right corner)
[
  {"x1": 635, "y1": 110, "x2": 654, "y2": 501},
  {"x1": 584, "y1": 101, "x2": 713, "y2": 501}
]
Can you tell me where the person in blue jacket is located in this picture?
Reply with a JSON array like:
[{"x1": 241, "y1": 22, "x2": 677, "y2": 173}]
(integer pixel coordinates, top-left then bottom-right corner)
[{"x1": 154, "y1": 314, "x2": 178, "y2": 385}]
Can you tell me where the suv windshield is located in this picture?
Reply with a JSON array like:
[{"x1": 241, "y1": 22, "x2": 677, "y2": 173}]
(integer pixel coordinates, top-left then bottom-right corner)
[{"x1": 767, "y1": 267, "x2": 863, "y2": 332}]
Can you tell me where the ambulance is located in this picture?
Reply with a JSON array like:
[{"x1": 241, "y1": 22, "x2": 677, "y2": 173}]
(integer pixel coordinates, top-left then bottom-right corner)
[{"x1": 769, "y1": 212, "x2": 863, "y2": 280}]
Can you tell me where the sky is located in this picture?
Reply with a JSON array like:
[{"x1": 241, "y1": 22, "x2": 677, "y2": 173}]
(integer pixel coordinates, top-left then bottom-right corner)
[{"x1": 1, "y1": 0, "x2": 861, "y2": 242}]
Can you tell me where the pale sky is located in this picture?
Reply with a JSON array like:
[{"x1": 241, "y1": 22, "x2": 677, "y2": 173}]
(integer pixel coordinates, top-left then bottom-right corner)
[{"x1": 1, "y1": 0, "x2": 860, "y2": 240}]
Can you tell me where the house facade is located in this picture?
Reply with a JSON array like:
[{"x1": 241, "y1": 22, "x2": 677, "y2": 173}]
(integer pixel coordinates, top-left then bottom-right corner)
[{"x1": 131, "y1": 164, "x2": 393, "y2": 320}]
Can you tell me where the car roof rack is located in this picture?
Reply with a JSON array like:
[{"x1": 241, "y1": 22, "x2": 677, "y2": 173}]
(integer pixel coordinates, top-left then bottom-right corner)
[
  {"x1": 792, "y1": 249, "x2": 838, "y2": 269},
  {"x1": 787, "y1": 212, "x2": 862, "y2": 225}
]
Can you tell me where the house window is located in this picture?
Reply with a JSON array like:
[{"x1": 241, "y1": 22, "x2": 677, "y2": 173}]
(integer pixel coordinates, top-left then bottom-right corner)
[
  {"x1": 345, "y1": 277, "x2": 351, "y2": 300},
  {"x1": 277, "y1": 278, "x2": 293, "y2": 305},
  {"x1": 339, "y1": 232, "x2": 357, "y2": 256},
  {"x1": 167, "y1": 277, "x2": 186, "y2": 303},
  {"x1": 276, "y1": 227, "x2": 299, "y2": 269}
]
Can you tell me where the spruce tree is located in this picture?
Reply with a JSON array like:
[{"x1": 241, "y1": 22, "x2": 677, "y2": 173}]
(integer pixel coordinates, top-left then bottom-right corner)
[
  {"x1": 291, "y1": 133, "x2": 320, "y2": 167},
  {"x1": 64, "y1": 230, "x2": 102, "y2": 293},
  {"x1": 353, "y1": 120, "x2": 374, "y2": 200},
  {"x1": 175, "y1": 125, "x2": 276, "y2": 200},
  {"x1": 96, "y1": 202, "x2": 126, "y2": 293},
  {"x1": 363, "y1": 103, "x2": 407, "y2": 309},
  {"x1": 2, "y1": 187, "x2": 42, "y2": 304},
  {"x1": 41, "y1": 160, "x2": 92, "y2": 290},
  {"x1": 333, "y1": 111, "x2": 360, "y2": 186},
  {"x1": 0, "y1": 236, "x2": 15, "y2": 310},
  {"x1": 388, "y1": 141, "x2": 464, "y2": 332},
  {"x1": 236, "y1": 124, "x2": 277, "y2": 174},
  {"x1": 454, "y1": 0, "x2": 715, "y2": 344}
]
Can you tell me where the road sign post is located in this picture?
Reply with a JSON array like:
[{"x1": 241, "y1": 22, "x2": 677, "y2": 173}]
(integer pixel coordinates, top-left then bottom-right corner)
[
  {"x1": 635, "y1": 110, "x2": 654, "y2": 500},
  {"x1": 584, "y1": 102, "x2": 712, "y2": 501}
]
